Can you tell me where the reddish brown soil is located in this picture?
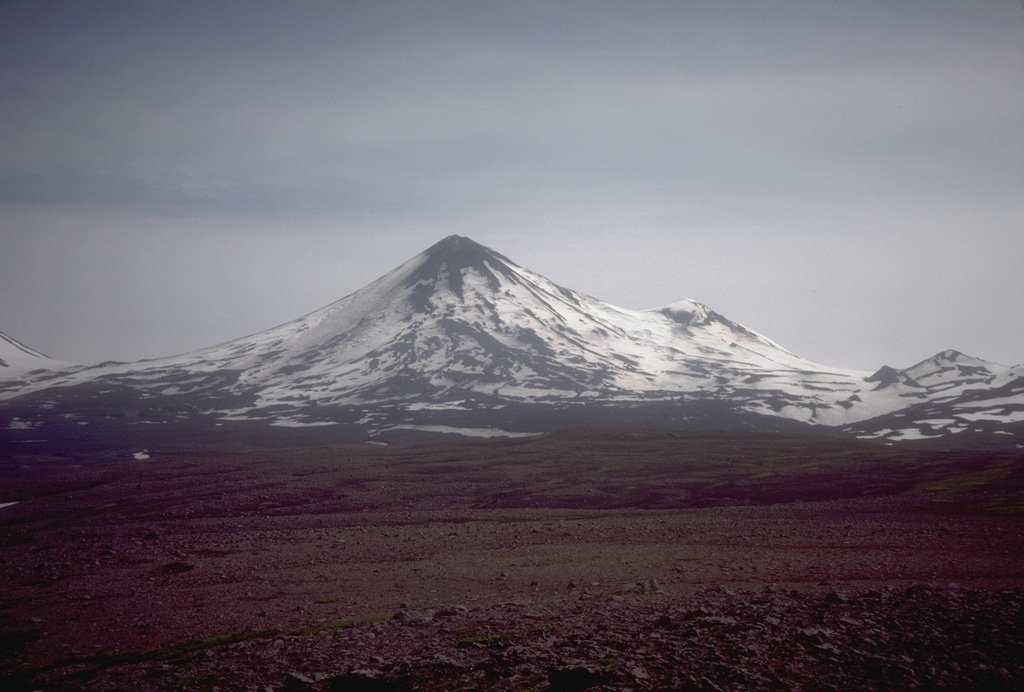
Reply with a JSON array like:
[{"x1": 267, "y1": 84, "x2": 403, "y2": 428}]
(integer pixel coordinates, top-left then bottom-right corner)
[{"x1": 2, "y1": 431, "x2": 1023, "y2": 690}]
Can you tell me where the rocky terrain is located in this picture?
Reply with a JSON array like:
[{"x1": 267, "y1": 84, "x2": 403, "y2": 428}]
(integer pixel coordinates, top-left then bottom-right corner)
[
  {"x1": 12, "y1": 583, "x2": 1024, "y2": 692},
  {"x1": 2, "y1": 430, "x2": 1023, "y2": 690}
]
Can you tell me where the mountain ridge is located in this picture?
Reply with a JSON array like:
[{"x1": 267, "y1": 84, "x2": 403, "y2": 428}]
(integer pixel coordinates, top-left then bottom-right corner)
[{"x1": 1, "y1": 236, "x2": 1021, "y2": 451}]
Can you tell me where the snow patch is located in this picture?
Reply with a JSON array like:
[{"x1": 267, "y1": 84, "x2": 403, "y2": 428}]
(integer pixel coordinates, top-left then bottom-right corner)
[
  {"x1": 404, "y1": 401, "x2": 472, "y2": 411},
  {"x1": 955, "y1": 410, "x2": 1024, "y2": 423},
  {"x1": 381, "y1": 424, "x2": 537, "y2": 438},
  {"x1": 918, "y1": 418, "x2": 958, "y2": 426}
]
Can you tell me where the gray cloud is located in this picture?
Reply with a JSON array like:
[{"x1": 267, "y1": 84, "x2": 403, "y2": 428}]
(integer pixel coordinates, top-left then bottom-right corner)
[{"x1": 2, "y1": 1, "x2": 1022, "y2": 369}]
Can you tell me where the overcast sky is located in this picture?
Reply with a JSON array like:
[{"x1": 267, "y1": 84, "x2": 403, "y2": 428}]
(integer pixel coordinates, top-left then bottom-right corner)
[{"x1": 2, "y1": 1, "x2": 1022, "y2": 371}]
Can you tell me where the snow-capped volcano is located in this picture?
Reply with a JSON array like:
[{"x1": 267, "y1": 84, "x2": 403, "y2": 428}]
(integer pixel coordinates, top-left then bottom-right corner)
[
  {"x1": 197, "y1": 234, "x2": 867, "y2": 407},
  {"x1": 2, "y1": 236, "x2": 865, "y2": 411},
  {"x1": 1, "y1": 236, "x2": 1021, "y2": 449}
]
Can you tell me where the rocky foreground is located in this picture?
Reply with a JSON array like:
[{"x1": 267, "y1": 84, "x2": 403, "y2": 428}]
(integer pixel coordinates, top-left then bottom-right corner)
[
  {"x1": 3, "y1": 435, "x2": 1023, "y2": 691},
  {"x1": 8, "y1": 584, "x2": 1021, "y2": 691}
]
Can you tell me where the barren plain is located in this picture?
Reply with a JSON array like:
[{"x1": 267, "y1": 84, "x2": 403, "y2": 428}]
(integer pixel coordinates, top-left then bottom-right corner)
[{"x1": 2, "y1": 429, "x2": 1023, "y2": 691}]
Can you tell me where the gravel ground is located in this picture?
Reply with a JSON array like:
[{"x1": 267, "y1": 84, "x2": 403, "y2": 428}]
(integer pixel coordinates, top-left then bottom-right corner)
[
  {"x1": 11, "y1": 584, "x2": 1024, "y2": 691},
  {"x1": 2, "y1": 438, "x2": 1023, "y2": 690}
]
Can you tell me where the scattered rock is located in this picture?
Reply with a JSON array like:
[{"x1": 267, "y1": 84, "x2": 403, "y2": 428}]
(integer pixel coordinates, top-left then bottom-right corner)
[
  {"x1": 548, "y1": 665, "x2": 610, "y2": 691},
  {"x1": 653, "y1": 613, "x2": 675, "y2": 629},
  {"x1": 6, "y1": 585, "x2": 1024, "y2": 691},
  {"x1": 390, "y1": 610, "x2": 430, "y2": 624},
  {"x1": 283, "y1": 671, "x2": 319, "y2": 692},
  {"x1": 327, "y1": 670, "x2": 403, "y2": 692},
  {"x1": 433, "y1": 605, "x2": 468, "y2": 618}
]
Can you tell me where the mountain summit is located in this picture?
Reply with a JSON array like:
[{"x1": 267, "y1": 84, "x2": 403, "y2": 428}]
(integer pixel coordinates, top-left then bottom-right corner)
[
  {"x1": 407, "y1": 235, "x2": 520, "y2": 299},
  {"x1": 1, "y1": 237, "x2": 1021, "y2": 450}
]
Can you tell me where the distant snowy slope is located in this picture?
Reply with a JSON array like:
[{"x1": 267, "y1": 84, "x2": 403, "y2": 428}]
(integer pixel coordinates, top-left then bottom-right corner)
[
  {"x1": 1, "y1": 236, "x2": 1020, "y2": 449},
  {"x1": 840, "y1": 351, "x2": 1024, "y2": 444},
  {"x1": 0, "y1": 331, "x2": 73, "y2": 377}
]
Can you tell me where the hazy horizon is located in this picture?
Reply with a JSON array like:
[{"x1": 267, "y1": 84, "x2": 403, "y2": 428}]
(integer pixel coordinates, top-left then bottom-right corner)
[{"x1": 2, "y1": 1, "x2": 1022, "y2": 370}]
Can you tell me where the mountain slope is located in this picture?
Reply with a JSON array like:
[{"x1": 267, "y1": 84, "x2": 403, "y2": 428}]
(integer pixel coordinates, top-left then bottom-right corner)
[
  {"x1": 1, "y1": 236, "x2": 1021, "y2": 450},
  {"x1": 0, "y1": 331, "x2": 73, "y2": 376}
]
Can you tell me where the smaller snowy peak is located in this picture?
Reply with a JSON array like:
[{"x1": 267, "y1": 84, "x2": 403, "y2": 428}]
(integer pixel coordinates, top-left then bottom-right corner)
[
  {"x1": 653, "y1": 299, "x2": 756, "y2": 337},
  {"x1": 837, "y1": 349, "x2": 1024, "y2": 427},
  {"x1": 650, "y1": 299, "x2": 795, "y2": 357},
  {"x1": 915, "y1": 349, "x2": 971, "y2": 368},
  {"x1": 903, "y1": 350, "x2": 1004, "y2": 384},
  {"x1": 652, "y1": 299, "x2": 716, "y2": 327},
  {"x1": 867, "y1": 350, "x2": 1010, "y2": 392},
  {"x1": 0, "y1": 331, "x2": 73, "y2": 375}
]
